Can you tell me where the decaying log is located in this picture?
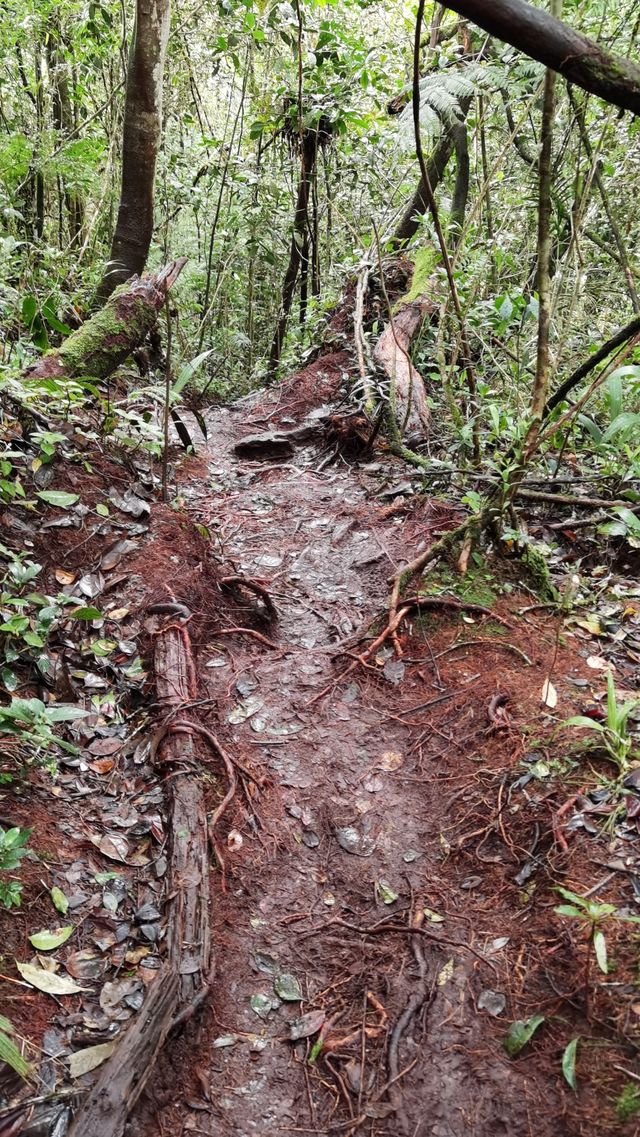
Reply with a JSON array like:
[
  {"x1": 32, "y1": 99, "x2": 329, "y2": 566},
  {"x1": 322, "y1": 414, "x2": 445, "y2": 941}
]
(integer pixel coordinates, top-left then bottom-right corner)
[
  {"x1": 154, "y1": 622, "x2": 212, "y2": 1007},
  {"x1": 373, "y1": 298, "x2": 434, "y2": 438},
  {"x1": 67, "y1": 968, "x2": 179, "y2": 1137},
  {"x1": 68, "y1": 613, "x2": 212, "y2": 1137},
  {"x1": 25, "y1": 258, "x2": 187, "y2": 383}
]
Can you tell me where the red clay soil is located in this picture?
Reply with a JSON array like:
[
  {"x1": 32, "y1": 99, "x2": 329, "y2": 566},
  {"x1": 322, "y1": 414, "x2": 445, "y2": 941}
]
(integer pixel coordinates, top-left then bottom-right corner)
[
  {"x1": 130, "y1": 389, "x2": 639, "y2": 1136},
  {"x1": 2, "y1": 358, "x2": 640, "y2": 1137}
]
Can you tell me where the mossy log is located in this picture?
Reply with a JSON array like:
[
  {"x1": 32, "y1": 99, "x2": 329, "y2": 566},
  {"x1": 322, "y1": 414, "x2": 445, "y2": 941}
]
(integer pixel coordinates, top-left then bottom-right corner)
[{"x1": 25, "y1": 258, "x2": 186, "y2": 383}]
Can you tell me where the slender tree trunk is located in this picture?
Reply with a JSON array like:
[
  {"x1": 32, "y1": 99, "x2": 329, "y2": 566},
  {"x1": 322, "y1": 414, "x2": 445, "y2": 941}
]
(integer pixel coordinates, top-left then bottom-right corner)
[
  {"x1": 46, "y1": 21, "x2": 84, "y2": 246},
  {"x1": 450, "y1": 121, "x2": 469, "y2": 243},
  {"x1": 523, "y1": 0, "x2": 562, "y2": 465},
  {"x1": 267, "y1": 130, "x2": 318, "y2": 381},
  {"x1": 98, "y1": 0, "x2": 171, "y2": 300},
  {"x1": 390, "y1": 103, "x2": 471, "y2": 246}
]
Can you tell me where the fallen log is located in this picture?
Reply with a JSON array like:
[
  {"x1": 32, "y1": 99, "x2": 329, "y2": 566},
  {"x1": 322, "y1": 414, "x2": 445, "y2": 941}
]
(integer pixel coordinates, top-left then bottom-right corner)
[
  {"x1": 66, "y1": 968, "x2": 180, "y2": 1137},
  {"x1": 373, "y1": 297, "x2": 434, "y2": 438},
  {"x1": 68, "y1": 607, "x2": 212, "y2": 1137},
  {"x1": 25, "y1": 258, "x2": 187, "y2": 383}
]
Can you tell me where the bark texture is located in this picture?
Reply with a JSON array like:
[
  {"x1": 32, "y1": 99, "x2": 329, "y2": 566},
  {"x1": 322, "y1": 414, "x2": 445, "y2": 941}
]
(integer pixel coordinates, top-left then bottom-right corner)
[
  {"x1": 26, "y1": 258, "x2": 186, "y2": 382},
  {"x1": 98, "y1": 0, "x2": 171, "y2": 298},
  {"x1": 441, "y1": 0, "x2": 640, "y2": 114},
  {"x1": 68, "y1": 609, "x2": 212, "y2": 1137},
  {"x1": 373, "y1": 298, "x2": 434, "y2": 437}
]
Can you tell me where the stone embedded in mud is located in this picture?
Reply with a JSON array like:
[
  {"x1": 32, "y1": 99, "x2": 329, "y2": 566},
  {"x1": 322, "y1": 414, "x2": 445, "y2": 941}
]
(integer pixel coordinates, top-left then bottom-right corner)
[{"x1": 477, "y1": 990, "x2": 507, "y2": 1017}]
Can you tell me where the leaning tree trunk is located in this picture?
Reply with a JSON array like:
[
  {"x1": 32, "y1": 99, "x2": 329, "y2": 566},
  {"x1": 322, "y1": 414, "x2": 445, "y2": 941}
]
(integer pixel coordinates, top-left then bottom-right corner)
[
  {"x1": 26, "y1": 259, "x2": 186, "y2": 382},
  {"x1": 97, "y1": 0, "x2": 171, "y2": 300},
  {"x1": 441, "y1": 0, "x2": 640, "y2": 114}
]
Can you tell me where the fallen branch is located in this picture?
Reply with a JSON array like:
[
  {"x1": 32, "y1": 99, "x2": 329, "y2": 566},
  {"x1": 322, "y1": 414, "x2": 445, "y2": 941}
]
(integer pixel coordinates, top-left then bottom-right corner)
[
  {"x1": 516, "y1": 488, "x2": 640, "y2": 509},
  {"x1": 440, "y1": 0, "x2": 640, "y2": 116}
]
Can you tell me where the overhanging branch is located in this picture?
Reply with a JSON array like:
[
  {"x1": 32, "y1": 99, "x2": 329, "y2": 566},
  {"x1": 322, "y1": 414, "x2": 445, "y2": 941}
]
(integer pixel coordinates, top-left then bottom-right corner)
[{"x1": 441, "y1": 0, "x2": 640, "y2": 115}]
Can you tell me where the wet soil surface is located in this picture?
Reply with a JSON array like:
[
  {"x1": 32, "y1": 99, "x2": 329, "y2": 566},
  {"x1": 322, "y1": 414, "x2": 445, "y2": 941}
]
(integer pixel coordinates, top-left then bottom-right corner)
[
  {"x1": 3, "y1": 379, "x2": 639, "y2": 1137},
  {"x1": 123, "y1": 394, "x2": 633, "y2": 1137}
]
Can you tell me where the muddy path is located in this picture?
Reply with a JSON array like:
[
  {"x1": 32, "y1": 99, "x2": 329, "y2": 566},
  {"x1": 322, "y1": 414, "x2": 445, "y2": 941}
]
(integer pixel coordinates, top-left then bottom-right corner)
[{"x1": 121, "y1": 386, "x2": 608, "y2": 1137}]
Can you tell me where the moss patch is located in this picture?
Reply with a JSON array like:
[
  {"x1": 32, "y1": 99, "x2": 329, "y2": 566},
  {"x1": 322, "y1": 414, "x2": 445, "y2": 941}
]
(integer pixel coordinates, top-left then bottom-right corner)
[{"x1": 399, "y1": 247, "x2": 439, "y2": 306}]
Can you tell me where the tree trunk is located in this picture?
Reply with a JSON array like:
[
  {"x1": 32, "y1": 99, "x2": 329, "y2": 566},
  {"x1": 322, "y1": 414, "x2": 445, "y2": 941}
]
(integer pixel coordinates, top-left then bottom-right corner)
[
  {"x1": 267, "y1": 130, "x2": 319, "y2": 381},
  {"x1": 46, "y1": 21, "x2": 84, "y2": 246},
  {"x1": 440, "y1": 0, "x2": 640, "y2": 115},
  {"x1": 26, "y1": 258, "x2": 186, "y2": 382},
  {"x1": 98, "y1": 0, "x2": 171, "y2": 299}
]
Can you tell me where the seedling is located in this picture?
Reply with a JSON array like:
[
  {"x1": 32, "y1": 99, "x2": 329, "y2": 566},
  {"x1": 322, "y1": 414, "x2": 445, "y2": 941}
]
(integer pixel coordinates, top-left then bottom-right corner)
[
  {"x1": 555, "y1": 887, "x2": 640, "y2": 1013},
  {"x1": 559, "y1": 671, "x2": 640, "y2": 776},
  {"x1": 0, "y1": 825, "x2": 31, "y2": 909}
]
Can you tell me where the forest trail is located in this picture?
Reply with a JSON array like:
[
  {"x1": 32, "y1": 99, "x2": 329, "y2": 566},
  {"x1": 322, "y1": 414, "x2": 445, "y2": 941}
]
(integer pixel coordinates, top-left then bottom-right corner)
[{"x1": 124, "y1": 379, "x2": 587, "y2": 1137}]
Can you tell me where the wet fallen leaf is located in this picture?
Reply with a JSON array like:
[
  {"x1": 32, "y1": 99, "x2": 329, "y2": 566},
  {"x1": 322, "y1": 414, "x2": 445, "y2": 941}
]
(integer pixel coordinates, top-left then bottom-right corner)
[
  {"x1": 68, "y1": 1041, "x2": 116, "y2": 1078},
  {"x1": 29, "y1": 926, "x2": 73, "y2": 951},
  {"x1": 477, "y1": 989, "x2": 506, "y2": 1016},
  {"x1": 274, "y1": 973, "x2": 302, "y2": 1001},
  {"x1": 541, "y1": 679, "x2": 558, "y2": 708},
  {"x1": 100, "y1": 539, "x2": 138, "y2": 571},
  {"x1": 65, "y1": 950, "x2": 109, "y2": 981},
  {"x1": 212, "y1": 1034, "x2": 239, "y2": 1048},
  {"x1": 423, "y1": 907, "x2": 444, "y2": 923},
  {"x1": 376, "y1": 880, "x2": 398, "y2": 905},
  {"x1": 586, "y1": 655, "x2": 612, "y2": 671},
  {"x1": 575, "y1": 615, "x2": 603, "y2": 636},
  {"x1": 378, "y1": 750, "x2": 403, "y2": 772},
  {"x1": 437, "y1": 959, "x2": 454, "y2": 987},
  {"x1": 16, "y1": 961, "x2": 89, "y2": 996},
  {"x1": 289, "y1": 1009, "x2": 326, "y2": 1040},
  {"x1": 51, "y1": 886, "x2": 69, "y2": 915},
  {"x1": 503, "y1": 1014, "x2": 545, "y2": 1057},
  {"x1": 250, "y1": 993, "x2": 276, "y2": 1019},
  {"x1": 88, "y1": 758, "x2": 115, "y2": 774},
  {"x1": 55, "y1": 569, "x2": 76, "y2": 585},
  {"x1": 228, "y1": 696, "x2": 264, "y2": 724}
]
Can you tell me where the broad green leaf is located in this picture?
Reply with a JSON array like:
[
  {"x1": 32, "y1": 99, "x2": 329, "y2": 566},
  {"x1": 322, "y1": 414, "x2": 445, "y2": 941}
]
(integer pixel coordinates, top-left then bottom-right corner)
[
  {"x1": 0, "y1": 1029, "x2": 31, "y2": 1078},
  {"x1": 36, "y1": 490, "x2": 79, "y2": 508},
  {"x1": 554, "y1": 904, "x2": 584, "y2": 918},
  {"x1": 69, "y1": 607, "x2": 102, "y2": 621},
  {"x1": 172, "y1": 348, "x2": 215, "y2": 396},
  {"x1": 16, "y1": 960, "x2": 89, "y2": 996},
  {"x1": 51, "y1": 886, "x2": 69, "y2": 915},
  {"x1": 593, "y1": 930, "x2": 608, "y2": 974},
  {"x1": 29, "y1": 925, "x2": 73, "y2": 951},
  {"x1": 602, "y1": 412, "x2": 640, "y2": 443},
  {"x1": 503, "y1": 1014, "x2": 545, "y2": 1058},
  {"x1": 562, "y1": 1037, "x2": 579, "y2": 1091}
]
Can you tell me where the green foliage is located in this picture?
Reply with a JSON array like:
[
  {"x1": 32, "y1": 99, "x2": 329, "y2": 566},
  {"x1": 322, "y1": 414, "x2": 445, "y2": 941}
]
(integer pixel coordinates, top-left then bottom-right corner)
[
  {"x1": 616, "y1": 1083, "x2": 640, "y2": 1122},
  {"x1": 0, "y1": 1014, "x2": 31, "y2": 1078},
  {"x1": 559, "y1": 671, "x2": 640, "y2": 775},
  {"x1": 554, "y1": 886, "x2": 640, "y2": 976},
  {"x1": 0, "y1": 824, "x2": 31, "y2": 909}
]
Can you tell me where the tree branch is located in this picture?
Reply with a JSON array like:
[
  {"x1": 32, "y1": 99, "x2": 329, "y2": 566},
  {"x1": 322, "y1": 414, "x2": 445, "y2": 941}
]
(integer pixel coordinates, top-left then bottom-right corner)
[{"x1": 440, "y1": 0, "x2": 640, "y2": 115}]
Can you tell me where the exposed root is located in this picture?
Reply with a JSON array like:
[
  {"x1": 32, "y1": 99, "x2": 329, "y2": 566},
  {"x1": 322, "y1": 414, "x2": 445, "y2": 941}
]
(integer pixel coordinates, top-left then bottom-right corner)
[
  {"x1": 210, "y1": 626, "x2": 279, "y2": 649},
  {"x1": 219, "y1": 575, "x2": 278, "y2": 619}
]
